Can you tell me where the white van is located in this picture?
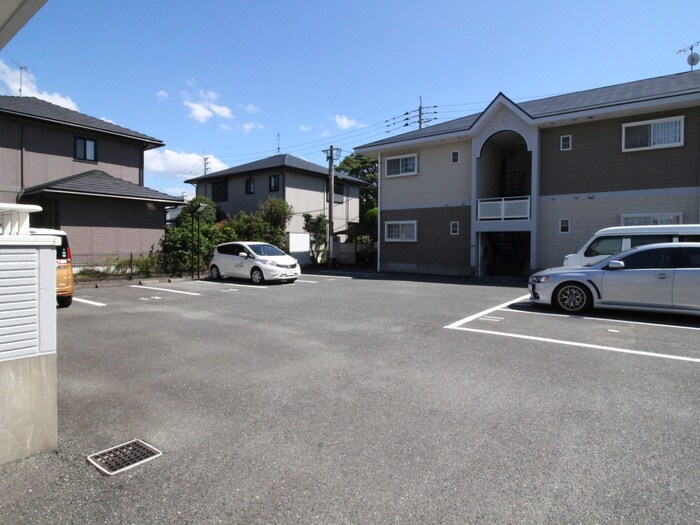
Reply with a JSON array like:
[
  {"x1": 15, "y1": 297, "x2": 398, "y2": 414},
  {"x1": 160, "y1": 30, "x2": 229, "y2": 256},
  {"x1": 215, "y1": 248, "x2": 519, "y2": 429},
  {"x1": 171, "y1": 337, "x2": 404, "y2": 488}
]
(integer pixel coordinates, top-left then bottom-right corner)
[{"x1": 562, "y1": 224, "x2": 700, "y2": 267}]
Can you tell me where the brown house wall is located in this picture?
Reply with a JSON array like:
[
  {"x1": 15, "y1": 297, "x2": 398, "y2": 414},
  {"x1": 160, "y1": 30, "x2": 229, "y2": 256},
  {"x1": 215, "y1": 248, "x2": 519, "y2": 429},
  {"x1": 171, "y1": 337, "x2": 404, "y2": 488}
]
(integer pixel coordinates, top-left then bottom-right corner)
[
  {"x1": 381, "y1": 206, "x2": 471, "y2": 275},
  {"x1": 540, "y1": 108, "x2": 700, "y2": 195}
]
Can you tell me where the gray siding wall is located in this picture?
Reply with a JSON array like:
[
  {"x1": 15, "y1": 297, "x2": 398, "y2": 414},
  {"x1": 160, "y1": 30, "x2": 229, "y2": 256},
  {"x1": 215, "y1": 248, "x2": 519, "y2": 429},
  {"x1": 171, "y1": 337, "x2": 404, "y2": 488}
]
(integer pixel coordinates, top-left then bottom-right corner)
[
  {"x1": 381, "y1": 206, "x2": 471, "y2": 275},
  {"x1": 540, "y1": 108, "x2": 700, "y2": 195},
  {"x1": 0, "y1": 117, "x2": 143, "y2": 193}
]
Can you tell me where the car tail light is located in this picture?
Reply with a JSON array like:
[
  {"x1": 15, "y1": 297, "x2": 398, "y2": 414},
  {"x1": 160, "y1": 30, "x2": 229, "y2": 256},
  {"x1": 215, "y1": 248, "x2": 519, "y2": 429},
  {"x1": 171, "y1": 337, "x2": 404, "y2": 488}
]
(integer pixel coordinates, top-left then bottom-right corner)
[{"x1": 57, "y1": 243, "x2": 71, "y2": 264}]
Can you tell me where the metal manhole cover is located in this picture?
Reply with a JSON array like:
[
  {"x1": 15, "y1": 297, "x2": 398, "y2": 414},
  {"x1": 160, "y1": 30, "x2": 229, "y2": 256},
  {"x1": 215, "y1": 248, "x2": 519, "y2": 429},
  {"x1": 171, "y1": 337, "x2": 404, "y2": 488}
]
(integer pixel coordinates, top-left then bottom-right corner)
[{"x1": 87, "y1": 439, "x2": 162, "y2": 476}]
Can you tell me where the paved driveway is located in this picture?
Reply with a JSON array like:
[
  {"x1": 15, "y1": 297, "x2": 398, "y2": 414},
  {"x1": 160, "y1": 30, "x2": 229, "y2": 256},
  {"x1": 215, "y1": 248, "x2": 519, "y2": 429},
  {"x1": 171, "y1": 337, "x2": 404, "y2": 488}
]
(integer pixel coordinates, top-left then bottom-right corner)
[{"x1": 1, "y1": 273, "x2": 698, "y2": 524}]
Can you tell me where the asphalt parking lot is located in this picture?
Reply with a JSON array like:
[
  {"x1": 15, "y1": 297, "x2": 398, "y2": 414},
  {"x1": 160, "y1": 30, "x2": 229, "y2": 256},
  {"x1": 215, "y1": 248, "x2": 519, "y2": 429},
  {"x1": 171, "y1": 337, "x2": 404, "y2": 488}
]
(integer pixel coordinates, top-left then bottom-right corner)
[{"x1": 1, "y1": 272, "x2": 698, "y2": 524}]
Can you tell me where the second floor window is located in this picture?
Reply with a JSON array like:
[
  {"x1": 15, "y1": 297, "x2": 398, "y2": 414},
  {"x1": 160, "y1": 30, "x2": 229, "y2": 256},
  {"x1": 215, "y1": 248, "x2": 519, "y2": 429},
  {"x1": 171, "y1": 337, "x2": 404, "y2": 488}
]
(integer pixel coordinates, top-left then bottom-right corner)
[
  {"x1": 211, "y1": 180, "x2": 228, "y2": 202},
  {"x1": 386, "y1": 154, "x2": 417, "y2": 177},
  {"x1": 622, "y1": 116, "x2": 683, "y2": 152},
  {"x1": 75, "y1": 138, "x2": 96, "y2": 161},
  {"x1": 245, "y1": 177, "x2": 255, "y2": 195},
  {"x1": 269, "y1": 174, "x2": 280, "y2": 192}
]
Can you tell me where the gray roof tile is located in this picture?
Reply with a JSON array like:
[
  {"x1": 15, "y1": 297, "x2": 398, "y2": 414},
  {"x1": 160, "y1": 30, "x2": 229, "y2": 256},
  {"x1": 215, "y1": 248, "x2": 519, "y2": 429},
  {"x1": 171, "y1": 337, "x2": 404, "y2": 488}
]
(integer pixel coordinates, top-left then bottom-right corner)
[
  {"x1": 23, "y1": 170, "x2": 184, "y2": 203},
  {"x1": 0, "y1": 96, "x2": 164, "y2": 148}
]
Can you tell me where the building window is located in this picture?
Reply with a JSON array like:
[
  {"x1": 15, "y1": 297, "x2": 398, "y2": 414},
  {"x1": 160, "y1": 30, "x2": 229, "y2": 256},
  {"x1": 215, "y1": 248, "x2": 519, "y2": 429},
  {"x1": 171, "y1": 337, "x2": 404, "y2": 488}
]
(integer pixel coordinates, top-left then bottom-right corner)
[
  {"x1": 621, "y1": 212, "x2": 682, "y2": 226},
  {"x1": 269, "y1": 174, "x2": 280, "y2": 192},
  {"x1": 451, "y1": 151, "x2": 459, "y2": 163},
  {"x1": 560, "y1": 135, "x2": 572, "y2": 151},
  {"x1": 450, "y1": 221, "x2": 459, "y2": 235},
  {"x1": 386, "y1": 154, "x2": 417, "y2": 177},
  {"x1": 245, "y1": 177, "x2": 255, "y2": 195},
  {"x1": 211, "y1": 180, "x2": 228, "y2": 202},
  {"x1": 385, "y1": 221, "x2": 417, "y2": 242},
  {"x1": 75, "y1": 138, "x2": 96, "y2": 161},
  {"x1": 334, "y1": 182, "x2": 345, "y2": 204},
  {"x1": 622, "y1": 116, "x2": 684, "y2": 152},
  {"x1": 559, "y1": 218, "x2": 570, "y2": 233}
]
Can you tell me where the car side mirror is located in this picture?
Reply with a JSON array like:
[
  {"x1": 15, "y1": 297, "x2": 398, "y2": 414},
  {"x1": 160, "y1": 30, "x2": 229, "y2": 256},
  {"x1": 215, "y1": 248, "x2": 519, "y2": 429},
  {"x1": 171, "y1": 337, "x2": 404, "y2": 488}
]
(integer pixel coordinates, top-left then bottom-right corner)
[
  {"x1": 607, "y1": 260, "x2": 625, "y2": 270},
  {"x1": 238, "y1": 252, "x2": 249, "y2": 258}
]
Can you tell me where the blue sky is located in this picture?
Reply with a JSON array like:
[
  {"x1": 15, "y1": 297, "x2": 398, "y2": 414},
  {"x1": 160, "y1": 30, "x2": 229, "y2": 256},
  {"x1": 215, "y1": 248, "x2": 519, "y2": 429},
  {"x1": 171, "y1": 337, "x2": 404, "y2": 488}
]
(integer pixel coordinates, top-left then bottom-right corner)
[{"x1": 1, "y1": 0, "x2": 697, "y2": 198}]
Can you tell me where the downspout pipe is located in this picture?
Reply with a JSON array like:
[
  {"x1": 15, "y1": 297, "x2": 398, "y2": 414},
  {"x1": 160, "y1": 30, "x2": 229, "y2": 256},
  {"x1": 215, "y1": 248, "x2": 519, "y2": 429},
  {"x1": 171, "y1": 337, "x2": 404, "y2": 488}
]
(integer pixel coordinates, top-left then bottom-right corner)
[{"x1": 376, "y1": 152, "x2": 382, "y2": 272}]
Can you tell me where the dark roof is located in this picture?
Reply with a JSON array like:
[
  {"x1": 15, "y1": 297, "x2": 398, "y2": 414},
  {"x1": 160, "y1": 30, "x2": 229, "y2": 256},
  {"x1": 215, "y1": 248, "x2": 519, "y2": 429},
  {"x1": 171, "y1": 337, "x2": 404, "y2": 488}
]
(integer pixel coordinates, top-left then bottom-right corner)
[
  {"x1": 22, "y1": 170, "x2": 184, "y2": 203},
  {"x1": 0, "y1": 96, "x2": 164, "y2": 149},
  {"x1": 357, "y1": 70, "x2": 700, "y2": 150},
  {"x1": 185, "y1": 153, "x2": 366, "y2": 185}
]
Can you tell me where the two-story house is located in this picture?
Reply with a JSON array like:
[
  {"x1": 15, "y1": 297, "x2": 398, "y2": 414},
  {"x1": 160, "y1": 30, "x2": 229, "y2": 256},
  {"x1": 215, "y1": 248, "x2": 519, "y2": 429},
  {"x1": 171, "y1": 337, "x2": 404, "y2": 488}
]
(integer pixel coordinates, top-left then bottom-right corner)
[
  {"x1": 186, "y1": 154, "x2": 365, "y2": 258},
  {"x1": 355, "y1": 70, "x2": 700, "y2": 277},
  {"x1": 0, "y1": 96, "x2": 183, "y2": 263}
]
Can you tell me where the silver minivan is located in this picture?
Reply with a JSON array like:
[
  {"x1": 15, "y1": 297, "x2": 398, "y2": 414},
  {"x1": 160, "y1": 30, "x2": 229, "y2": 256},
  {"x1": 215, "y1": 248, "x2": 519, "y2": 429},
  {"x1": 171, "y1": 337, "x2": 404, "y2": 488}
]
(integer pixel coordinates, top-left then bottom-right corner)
[{"x1": 563, "y1": 224, "x2": 700, "y2": 267}]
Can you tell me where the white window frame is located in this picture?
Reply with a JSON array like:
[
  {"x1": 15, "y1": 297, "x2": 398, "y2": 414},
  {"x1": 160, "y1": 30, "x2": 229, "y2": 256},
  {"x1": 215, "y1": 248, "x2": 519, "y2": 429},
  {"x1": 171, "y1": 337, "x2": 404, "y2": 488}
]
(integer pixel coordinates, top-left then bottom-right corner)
[
  {"x1": 451, "y1": 151, "x2": 459, "y2": 163},
  {"x1": 622, "y1": 116, "x2": 684, "y2": 152},
  {"x1": 559, "y1": 218, "x2": 570, "y2": 234},
  {"x1": 560, "y1": 135, "x2": 572, "y2": 151},
  {"x1": 450, "y1": 221, "x2": 459, "y2": 235},
  {"x1": 620, "y1": 212, "x2": 683, "y2": 226},
  {"x1": 385, "y1": 220, "x2": 417, "y2": 242},
  {"x1": 385, "y1": 154, "x2": 418, "y2": 177}
]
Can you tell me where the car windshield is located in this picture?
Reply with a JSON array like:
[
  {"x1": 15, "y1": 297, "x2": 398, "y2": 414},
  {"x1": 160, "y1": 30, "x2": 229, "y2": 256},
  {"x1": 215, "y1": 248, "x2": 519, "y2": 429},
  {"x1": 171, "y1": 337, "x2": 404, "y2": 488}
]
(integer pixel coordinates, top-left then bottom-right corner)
[{"x1": 248, "y1": 244, "x2": 285, "y2": 256}]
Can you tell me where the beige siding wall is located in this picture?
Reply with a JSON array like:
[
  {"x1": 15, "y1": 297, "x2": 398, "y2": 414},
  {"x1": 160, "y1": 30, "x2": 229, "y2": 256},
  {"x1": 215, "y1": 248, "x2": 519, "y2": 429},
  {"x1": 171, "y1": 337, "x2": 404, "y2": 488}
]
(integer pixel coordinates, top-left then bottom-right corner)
[
  {"x1": 536, "y1": 187, "x2": 700, "y2": 269},
  {"x1": 381, "y1": 142, "x2": 471, "y2": 210},
  {"x1": 285, "y1": 172, "x2": 326, "y2": 233}
]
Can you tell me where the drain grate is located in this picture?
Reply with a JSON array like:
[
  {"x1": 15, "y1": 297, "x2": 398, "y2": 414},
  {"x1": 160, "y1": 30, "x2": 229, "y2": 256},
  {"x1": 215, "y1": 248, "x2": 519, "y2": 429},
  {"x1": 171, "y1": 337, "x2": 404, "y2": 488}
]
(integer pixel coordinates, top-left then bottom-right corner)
[{"x1": 87, "y1": 439, "x2": 162, "y2": 476}]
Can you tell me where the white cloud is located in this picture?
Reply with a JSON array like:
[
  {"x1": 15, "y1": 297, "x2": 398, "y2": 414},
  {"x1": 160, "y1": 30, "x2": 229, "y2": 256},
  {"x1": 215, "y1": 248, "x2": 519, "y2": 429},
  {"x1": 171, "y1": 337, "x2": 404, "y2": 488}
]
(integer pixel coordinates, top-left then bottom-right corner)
[
  {"x1": 0, "y1": 60, "x2": 78, "y2": 110},
  {"x1": 99, "y1": 117, "x2": 115, "y2": 124},
  {"x1": 208, "y1": 102, "x2": 233, "y2": 119},
  {"x1": 198, "y1": 89, "x2": 219, "y2": 101},
  {"x1": 335, "y1": 114, "x2": 365, "y2": 130},
  {"x1": 145, "y1": 149, "x2": 228, "y2": 177},
  {"x1": 156, "y1": 90, "x2": 170, "y2": 101},
  {"x1": 242, "y1": 103, "x2": 260, "y2": 114},
  {"x1": 321, "y1": 129, "x2": 331, "y2": 138},
  {"x1": 219, "y1": 124, "x2": 233, "y2": 131},
  {"x1": 239, "y1": 122, "x2": 263, "y2": 134},
  {"x1": 184, "y1": 101, "x2": 214, "y2": 123},
  {"x1": 299, "y1": 124, "x2": 312, "y2": 132}
]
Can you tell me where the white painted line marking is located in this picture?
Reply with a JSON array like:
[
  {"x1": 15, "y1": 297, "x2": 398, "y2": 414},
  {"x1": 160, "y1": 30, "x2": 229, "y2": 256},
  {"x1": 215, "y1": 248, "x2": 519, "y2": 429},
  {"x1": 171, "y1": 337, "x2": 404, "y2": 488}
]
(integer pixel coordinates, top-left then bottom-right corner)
[
  {"x1": 130, "y1": 285, "x2": 200, "y2": 296},
  {"x1": 448, "y1": 326, "x2": 700, "y2": 363},
  {"x1": 72, "y1": 297, "x2": 106, "y2": 307},
  {"x1": 194, "y1": 280, "x2": 267, "y2": 289},
  {"x1": 296, "y1": 279, "x2": 318, "y2": 284},
  {"x1": 503, "y1": 307, "x2": 700, "y2": 331},
  {"x1": 444, "y1": 295, "x2": 529, "y2": 329},
  {"x1": 608, "y1": 329, "x2": 620, "y2": 333},
  {"x1": 479, "y1": 317, "x2": 503, "y2": 322}
]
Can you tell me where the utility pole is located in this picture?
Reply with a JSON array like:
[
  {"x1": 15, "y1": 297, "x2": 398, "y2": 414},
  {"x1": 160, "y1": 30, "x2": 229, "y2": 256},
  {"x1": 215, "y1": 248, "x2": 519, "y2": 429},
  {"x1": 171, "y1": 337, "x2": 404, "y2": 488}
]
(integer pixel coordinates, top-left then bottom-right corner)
[
  {"x1": 203, "y1": 155, "x2": 210, "y2": 176},
  {"x1": 323, "y1": 145, "x2": 342, "y2": 268},
  {"x1": 419, "y1": 96, "x2": 423, "y2": 129}
]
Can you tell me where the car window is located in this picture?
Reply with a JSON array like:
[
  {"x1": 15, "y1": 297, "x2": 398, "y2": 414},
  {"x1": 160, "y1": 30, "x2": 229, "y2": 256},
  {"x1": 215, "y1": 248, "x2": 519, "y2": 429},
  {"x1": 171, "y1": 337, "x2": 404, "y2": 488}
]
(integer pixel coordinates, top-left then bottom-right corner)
[
  {"x1": 679, "y1": 235, "x2": 700, "y2": 242},
  {"x1": 217, "y1": 244, "x2": 235, "y2": 255},
  {"x1": 618, "y1": 247, "x2": 676, "y2": 269},
  {"x1": 249, "y1": 244, "x2": 285, "y2": 256},
  {"x1": 585, "y1": 236, "x2": 623, "y2": 257},
  {"x1": 629, "y1": 234, "x2": 673, "y2": 248},
  {"x1": 681, "y1": 247, "x2": 700, "y2": 268}
]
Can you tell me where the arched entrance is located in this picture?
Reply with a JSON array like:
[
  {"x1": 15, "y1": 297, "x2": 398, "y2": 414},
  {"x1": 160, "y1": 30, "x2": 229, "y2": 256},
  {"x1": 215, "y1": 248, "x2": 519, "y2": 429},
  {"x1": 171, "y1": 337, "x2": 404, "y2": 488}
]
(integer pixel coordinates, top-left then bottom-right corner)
[{"x1": 475, "y1": 130, "x2": 533, "y2": 277}]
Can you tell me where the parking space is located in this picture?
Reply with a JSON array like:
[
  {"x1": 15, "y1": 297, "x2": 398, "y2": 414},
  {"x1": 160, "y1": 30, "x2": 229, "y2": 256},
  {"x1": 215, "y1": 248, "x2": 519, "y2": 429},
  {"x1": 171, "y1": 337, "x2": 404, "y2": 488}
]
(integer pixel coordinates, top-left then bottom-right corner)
[
  {"x1": 3, "y1": 275, "x2": 699, "y2": 524},
  {"x1": 446, "y1": 295, "x2": 700, "y2": 363}
]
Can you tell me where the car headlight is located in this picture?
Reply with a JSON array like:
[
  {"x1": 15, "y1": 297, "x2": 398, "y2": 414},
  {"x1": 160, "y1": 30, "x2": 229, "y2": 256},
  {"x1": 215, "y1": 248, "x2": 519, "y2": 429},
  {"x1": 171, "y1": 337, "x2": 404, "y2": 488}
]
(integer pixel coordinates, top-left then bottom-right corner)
[
  {"x1": 262, "y1": 260, "x2": 278, "y2": 267},
  {"x1": 531, "y1": 275, "x2": 550, "y2": 283}
]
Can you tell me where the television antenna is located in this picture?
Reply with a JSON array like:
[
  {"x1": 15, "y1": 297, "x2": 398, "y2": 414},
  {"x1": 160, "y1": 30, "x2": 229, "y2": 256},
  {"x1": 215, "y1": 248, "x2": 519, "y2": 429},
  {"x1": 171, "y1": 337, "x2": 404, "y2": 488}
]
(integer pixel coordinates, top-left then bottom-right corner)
[
  {"x1": 677, "y1": 41, "x2": 700, "y2": 70},
  {"x1": 11, "y1": 60, "x2": 27, "y2": 96}
]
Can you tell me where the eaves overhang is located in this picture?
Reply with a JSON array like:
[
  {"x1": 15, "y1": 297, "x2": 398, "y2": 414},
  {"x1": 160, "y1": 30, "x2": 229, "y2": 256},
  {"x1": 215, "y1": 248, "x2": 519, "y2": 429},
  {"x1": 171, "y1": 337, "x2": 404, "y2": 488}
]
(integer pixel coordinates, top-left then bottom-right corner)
[{"x1": 27, "y1": 188, "x2": 183, "y2": 204}]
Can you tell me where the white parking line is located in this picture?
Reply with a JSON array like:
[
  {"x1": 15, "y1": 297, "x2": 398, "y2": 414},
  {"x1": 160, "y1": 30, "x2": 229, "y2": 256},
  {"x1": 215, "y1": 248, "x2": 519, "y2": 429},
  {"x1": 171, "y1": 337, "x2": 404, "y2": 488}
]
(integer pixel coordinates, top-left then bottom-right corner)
[
  {"x1": 296, "y1": 279, "x2": 318, "y2": 284},
  {"x1": 193, "y1": 280, "x2": 267, "y2": 289},
  {"x1": 130, "y1": 285, "x2": 201, "y2": 296},
  {"x1": 445, "y1": 294, "x2": 700, "y2": 364},
  {"x1": 72, "y1": 297, "x2": 106, "y2": 307}
]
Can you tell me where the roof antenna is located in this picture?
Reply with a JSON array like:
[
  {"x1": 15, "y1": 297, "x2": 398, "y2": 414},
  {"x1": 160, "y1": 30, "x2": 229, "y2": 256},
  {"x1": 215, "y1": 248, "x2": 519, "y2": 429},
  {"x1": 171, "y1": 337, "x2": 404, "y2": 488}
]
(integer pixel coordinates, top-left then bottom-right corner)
[
  {"x1": 277, "y1": 132, "x2": 280, "y2": 154},
  {"x1": 677, "y1": 41, "x2": 700, "y2": 70},
  {"x1": 11, "y1": 61, "x2": 27, "y2": 96}
]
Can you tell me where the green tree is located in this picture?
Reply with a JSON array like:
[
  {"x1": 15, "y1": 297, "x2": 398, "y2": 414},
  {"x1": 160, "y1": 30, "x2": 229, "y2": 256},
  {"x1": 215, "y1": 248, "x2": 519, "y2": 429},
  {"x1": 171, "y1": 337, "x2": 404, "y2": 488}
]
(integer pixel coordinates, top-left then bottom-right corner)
[
  {"x1": 303, "y1": 213, "x2": 328, "y2": 264},
  {"x1": 336, "y1": 153, "x2": 378, "y2": 215},
  {"x1": 260, "y1": 197, "x2": 294, "y2": 250}
]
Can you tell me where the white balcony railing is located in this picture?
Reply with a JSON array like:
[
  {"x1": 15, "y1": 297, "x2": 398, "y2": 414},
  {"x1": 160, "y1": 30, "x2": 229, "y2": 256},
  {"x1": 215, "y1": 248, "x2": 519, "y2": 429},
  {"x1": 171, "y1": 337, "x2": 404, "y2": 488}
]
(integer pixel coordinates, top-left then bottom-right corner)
[{"x1": 477, "y1": 196, "x2": 530, "y2": 221}]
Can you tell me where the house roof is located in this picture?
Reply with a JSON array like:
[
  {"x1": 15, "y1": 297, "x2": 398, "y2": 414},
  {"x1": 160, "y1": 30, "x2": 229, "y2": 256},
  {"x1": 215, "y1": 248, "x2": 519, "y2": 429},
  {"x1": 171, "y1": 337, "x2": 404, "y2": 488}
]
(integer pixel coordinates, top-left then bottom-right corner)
[
  {"x1": 22, "y1": 170, "x2": 184, "y2": 203},
  {"x1": 356, "y1": 70, "x2": 700, "y2": 151},
  {"x1": 0, "y1": 96, "x2": 165, "y2": 149},
  {"x1": 185, "y1": 153, "x2": 366, "y2": 185}
]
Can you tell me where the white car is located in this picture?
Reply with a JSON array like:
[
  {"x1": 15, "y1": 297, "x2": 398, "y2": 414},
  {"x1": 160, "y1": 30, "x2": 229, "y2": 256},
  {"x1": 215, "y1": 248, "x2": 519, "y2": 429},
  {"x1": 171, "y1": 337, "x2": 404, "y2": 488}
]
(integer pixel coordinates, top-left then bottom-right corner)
[
  {"x1": 529, "y1": 242, "x2": 700, "y2": 315},
  {"x1": 209, "y1": 242, "x2": 301, "y2": 284}
]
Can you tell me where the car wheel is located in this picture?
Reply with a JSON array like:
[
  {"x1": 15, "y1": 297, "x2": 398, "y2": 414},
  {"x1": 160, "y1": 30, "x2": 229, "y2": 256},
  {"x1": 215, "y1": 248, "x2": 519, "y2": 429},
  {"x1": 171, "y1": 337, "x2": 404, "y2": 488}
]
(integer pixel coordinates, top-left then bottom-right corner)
[
  {"x1": 210, "y1": 265, "x2": 221, "y2": 280},
  {"x1": 57, "y1": 296, "x2": 72, "y2": 308},
  {"x1": 250, "y1": 267, "x2": 264, "y2": 284},
  {"x1": 554, "y1": 282, "x2": 591, "y2": 313}
]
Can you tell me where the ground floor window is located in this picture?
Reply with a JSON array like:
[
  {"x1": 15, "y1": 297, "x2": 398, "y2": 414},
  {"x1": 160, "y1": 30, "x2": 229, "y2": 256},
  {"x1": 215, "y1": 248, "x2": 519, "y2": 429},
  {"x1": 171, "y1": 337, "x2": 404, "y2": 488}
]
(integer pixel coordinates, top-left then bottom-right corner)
[
  {"x1": 621, "y1": 212, "x2": 682, "y2": 226},
  {"x1": 385, "y1": 221, "x2": 417, "y2": 242}
]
